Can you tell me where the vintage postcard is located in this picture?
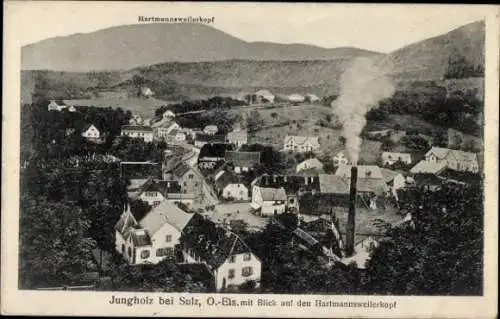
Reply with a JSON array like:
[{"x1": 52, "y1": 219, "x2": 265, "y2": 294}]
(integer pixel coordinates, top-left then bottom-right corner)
[{"x1": 2, "y1": 2, "x2": 498, "y2": 318}]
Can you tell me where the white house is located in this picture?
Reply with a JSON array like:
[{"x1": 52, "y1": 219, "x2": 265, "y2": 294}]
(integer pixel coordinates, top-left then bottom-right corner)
[
  {"x1": 381, "y1": 152, "x2": 412, "y2": 166},
  {"x1": 114, "y1": 201, "x2": 195, "y2": 265},
  {"x1": 410, "y1": 147, "x2": 479, "y2": 174},
  {"x1": 288, "y1": 94, "x2": 305, "y2": 103},
  {"x1": 296, "y1": 158, "x2": 324, "y2": 173},
  {"x1": 251, "y1": 184, "x2": 287, "y2": 216},
  {"x1": 81, "y1": 124, "x2": 101, "y2": 140},
  {"x1": 152, "y1": 119, "x2": 181, "y2": 139},
  {"x1": 225, "y1": 151, "x2": 261, "y2": 174},
  {"x1": 203, "y1": 125, "x2": 219, "y2": 135},
  {"x1": 226, "y1": 128, "x2": 248, "y2": 148},
  {"x1": 255, "y1": 89, "x2": 275, "y2": 103},
  {"x1": 181, "y1": 217, "x2": 261, "y2": 291},
  {"x1": 162, "y1": 110, "x2": 176, "y2": 119},
  {"x1": 283, "y1": 136, "x2": 320, "y2": 153},
  {"x1": 215, "y1": 171, "x2": 249, "y2": 201},
  {"x1": 47, "y1": 100, "x2": 68, "y2": 111},
  {"x1": 305, "y1": 94, "x2": 321, "y2": 103},
  {"x1": 121, "y1": 125, "x2": 154, "y2": 142},
  {"x1": 333, "y1": 150, "x2": 350, "y2": 166},
  {"x1": 141, "y1": 86, "x2": 154, "y2": 98}
]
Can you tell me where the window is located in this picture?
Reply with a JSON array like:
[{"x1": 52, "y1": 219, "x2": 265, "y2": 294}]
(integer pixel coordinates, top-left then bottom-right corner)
[
  {"x1": 153, "y1": 201, "x2": 161, "y2": 206},
  {"x1": 156, "y1": 247, "x2": 174, "y2": 257},
  {"x1": 194, "y1": 182, "x2": 199, "y2": 187},
  {"x1": 121, "y1": 244, "x2": 125, "y2": 253},
  {"x1": 165, "y1": 235, "x2": 172, "y2": 243},
  {"x1": 229, "y1": 255, "x2": 236, "y2": 263},
  {"x1": 145, "y1": 192, "x2": 156, "y2": 197},
  {"x1": 228, "y1": 269, "x2": 235, "y2": 279},
  {"x1": 141, "y1": 250, "x2": 150, "y2": 259},
  {"x1": 128, "y1": 247, "x2": 132, "y2": 257},
  {"x1": 188, "y1": 174, "x2": 194, "y2": 179},
  {"x1": 243, "y1": 253, "x2": 251, "y2": 261},
  {"x1": 242, "y1": 267, "x2": 253, "y2": 277},
  {"x1": 183, "y1": 182, "x2": 187, "y2": 186}
]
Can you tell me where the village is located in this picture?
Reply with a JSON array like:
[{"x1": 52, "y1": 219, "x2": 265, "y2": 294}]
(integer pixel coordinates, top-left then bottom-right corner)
[{"x1": 33, "y1": 86, "x2": 483, "y2": 293}]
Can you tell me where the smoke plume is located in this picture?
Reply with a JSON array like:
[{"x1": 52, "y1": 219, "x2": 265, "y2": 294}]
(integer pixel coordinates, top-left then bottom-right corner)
[{"x1": 332, "y1": 57, "x2": 395, "y2": 165}]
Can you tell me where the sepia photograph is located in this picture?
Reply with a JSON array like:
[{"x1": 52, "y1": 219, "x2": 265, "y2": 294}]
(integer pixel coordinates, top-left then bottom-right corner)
[{"x1": 2, "y1": 2, "x2": 498, "y2": 317}]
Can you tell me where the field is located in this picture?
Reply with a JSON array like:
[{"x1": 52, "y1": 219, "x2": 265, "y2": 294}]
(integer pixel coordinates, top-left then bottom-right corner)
[{"x1": 63, "y1": 97, "x2": 179, "y2": 118}]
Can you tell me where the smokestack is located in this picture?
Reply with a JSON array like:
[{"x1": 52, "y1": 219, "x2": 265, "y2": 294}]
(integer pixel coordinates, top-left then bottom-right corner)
[{"x1": 345, "y1": 166, "x2": 358, "y2": 257}]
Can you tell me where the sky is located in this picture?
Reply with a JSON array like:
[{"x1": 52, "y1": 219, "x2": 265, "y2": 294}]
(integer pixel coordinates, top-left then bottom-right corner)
[{"x1": 6, "y1": 2, "x2": 488, "y2": 53}]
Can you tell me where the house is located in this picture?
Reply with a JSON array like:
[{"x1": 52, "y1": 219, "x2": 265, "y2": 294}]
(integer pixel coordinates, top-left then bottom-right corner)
[
  {"x1": 333, "y1": 150, "x2": 350, "y2": 166},
  {"x1": 252, "y1": 175, "x2": 319, "y2": 212},
  {"x1": 320, "y1": 167, "x2": 388, "y2": 209},
  {"x1": 251, "y1": 182, "x2": 287, "y2": 216},
  {"x1": 288, "y1": 94, "x2": 305, "y2": 103},
  {"x1": 165, "y1": 129, "x2": 186, "y2": 144},
  {"x1": 380, "y1": 168, "x2": 407, "y2": 198},
  {"x1": 381, "y1": 152, "x2": 412, "y2": 166},
  {"x1": 335, "y1": 164, "x2": 384, "y2": 180},
  {"x1": 134, "y1": 179, "x2": 182, "y2": 206},
  {"x1": 255, "y1": 89, "x2": 275, "y2": 103},
  {"x1": 114, "y1": 201, "x2": 195, "y2": 265},
  {"x1": 180, "y1": 216, "x2": 261, "y2": 291},
  {"x1": 224, "y1": 151, "x2": 261, "y2": 173},
  {"x1": 283, "y1": 136, "x2": 320, "y2": 153},
  {"x1": 215, "y1": 171, "x2": 249, "y2": 201},
  {"x1": 152, "y1": 119, "x2": 181, "y2": 139},
  {"x1": 68, "y1": 105, "x2": 77, "y2": 112},
  {"x1": 170, "y1": 163, "x2": 204, "y2": 196},
  {"x1": 296, "y1": 158, "x2": 324, "y2": 173},
  {"x1": 162, "y1": 110, "x2": 176, "y2": 119},
  {"x1": 47, "y1": 100, "x2": 67, "y2": 111},
  {"x1": 235, "y1": 91, "x2": 251, "y2": 104},
  {"x1": 226, "y1": 128, "x2": 248, "y2": 148},
  {"x1": 121, "y1": 125, "x2": 154, "y2": 142},
  {"x1": 81, "y1": 124, "x2": 101, "y2": 140},
  {"x1": 409, "y1": 161, "x2": 447, "y2": 175},
  {"x1": 413, "y1": 147, "x2": 479, "y2": 173},
  {"x1": 203, "y1": 125, "x2": 219, "y2": 135},
  {"x1": 140, "y1": 86, "x2": 154, "y2": 98},
  {"x1": 194, "y1": 133, "x2": 226, "y2": 148},
  {"x1": 305, "y1": 94, "x2": 321, "y2": 103},
  {"x1": 198, "y1": 144, "x2": 231, "y2": 170}
]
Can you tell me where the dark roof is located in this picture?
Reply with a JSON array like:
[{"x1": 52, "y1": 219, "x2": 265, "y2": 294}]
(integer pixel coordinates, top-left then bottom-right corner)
[
  {"x1": 172, "y1": 163, "x2": 193, "y2": 178},
  {"x1": 215, "y1": 170, "x2": 241, "y2": 190},
  {"x1": 140, "y1": 179, "x2": 182, "y2": 196},
  {"x1": 181, "y1": 215, "x2": 254, "y2": 269},
  {"x1": 299, "y1": 194, "x2": 350, "y2": 215},
  {"x1": 199, "y1": 143, "x2": 232, "y2": 159},
  {"x1": 225, "y1": 151, "x2": 261, "y2": 167},
  {"x1": 195, "y1": 133, "x2": 226, "y2": 143},
  {"x1": 293, "y1": 227, "x2": 320, "y2": 248},
  {"x1": 254, "y1": 174, "x2": 319, "y2": 194}
]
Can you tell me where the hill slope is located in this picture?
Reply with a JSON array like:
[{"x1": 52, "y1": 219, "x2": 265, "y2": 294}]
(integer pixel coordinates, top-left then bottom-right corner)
[
  {"x1": 21, "y1": 23, "x2": 380, "y2": 71},
  {"x1": 388, "y1": 20, "x2": 484, "y2": 80}
]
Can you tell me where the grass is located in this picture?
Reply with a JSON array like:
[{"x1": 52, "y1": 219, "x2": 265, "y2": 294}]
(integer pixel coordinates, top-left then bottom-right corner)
[{"x1": 63, "y1": 97, "x2": 178, "y2": 118}]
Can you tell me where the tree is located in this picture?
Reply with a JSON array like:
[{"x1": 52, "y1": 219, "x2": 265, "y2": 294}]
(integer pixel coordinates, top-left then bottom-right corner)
[
  {"x1": 339, "y1": 136, "x2": 346, "y2": 147},
  {"x1": 246, "y1": 110, "x2": 264, "y2": 133},
  {"x1": 19, "y1": 196, "x2": 97, "y2": 288},
  {"x1": 363, "y1": 184, "x2": 483, "y2": 295},
  {"x1": 380, "y1": 138, "x2": 396, "y2": 152}
]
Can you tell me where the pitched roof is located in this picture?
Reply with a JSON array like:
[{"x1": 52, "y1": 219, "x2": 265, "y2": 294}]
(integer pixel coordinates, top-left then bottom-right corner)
[
  {"x1": 381, "y1": 152, "x2": 412, "y2": 161},
  {"x1": 293, "y1": 227, "x2": 320, "y2": 247},
  {"x1": 255, "y1": 89, "x2": 274, "y2": 97},
  {"x1": 152, "y1": 118, "x2": 177, "y2": 129},
  {"x1": 181, "y1": 215, "x2": 256, "y2": 269},
  {"x1": 199, "y1": 143, "x2": 231, "y2": 159},
  {"x1": 258, "y1": 186, "x2": 287, "y2": 201},
  {"x1": 130, "y1": 229, "x2": 152, "y2": 247},
  {"x1": 115, "y1": 207, "x2": 138, "y2": 235},
  {"x1": 172, "y1": 162, "x2": 193, "y2": 178},
  {"x1": 425, "y1": 147, "x2": 477, "y2": 163},
  {"x1": 225, "y1": 151, "x2": 261, "y2": 167},
  {"x1": 204, "y1": 125, "x2": 218, "y2": 131},
  {"x1": 425, "y1": 147, "x2": 450, "y2": 159},
  {"x1": 283, "y1": 135, "x2": 319, "y2": 146},
  {"x1": 254, "y1": 174, "x2": 319, "y2": 194},
  {"x1": 297, "y1": 158, "x2": 324, "y2": 170},
  {"x1": 195, "y1": 133, "x2": 226, "y2": 143},
  {"x1": 139, "y1": 201, "x2": 195, "y2": 235},
  {"x1": 410, "y1": 160, "x2": 447, "y2": 174},
  {"x1": 319, "y1": 174, "x2": 387, "y2": 195},
  {"x1": 215, "y1": 170, "x2": 241, "y2": 190},
  {"x1": 335, "y1": 164, "x2": 384, "y2": 180},
  {"x1": 121, "y1": 125, "x2": 153, "y2": 132},
  {"x1": 82, "y1": 123, "x2": 100, "y2": 133},
  {"x1": 380, "y1": 168, "x2": 401, "y2": 184},
  {"x1": 227, "y1": 130, "x2": 248, "y2": 142},
  {"x1": 139, "y1": 179, "x2": 181, "y2": 196}
]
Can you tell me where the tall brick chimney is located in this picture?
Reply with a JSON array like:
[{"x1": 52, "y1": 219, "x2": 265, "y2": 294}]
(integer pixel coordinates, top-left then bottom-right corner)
[{"x1": 345, "y1": 166, "x2": 358, "y2": 257}]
